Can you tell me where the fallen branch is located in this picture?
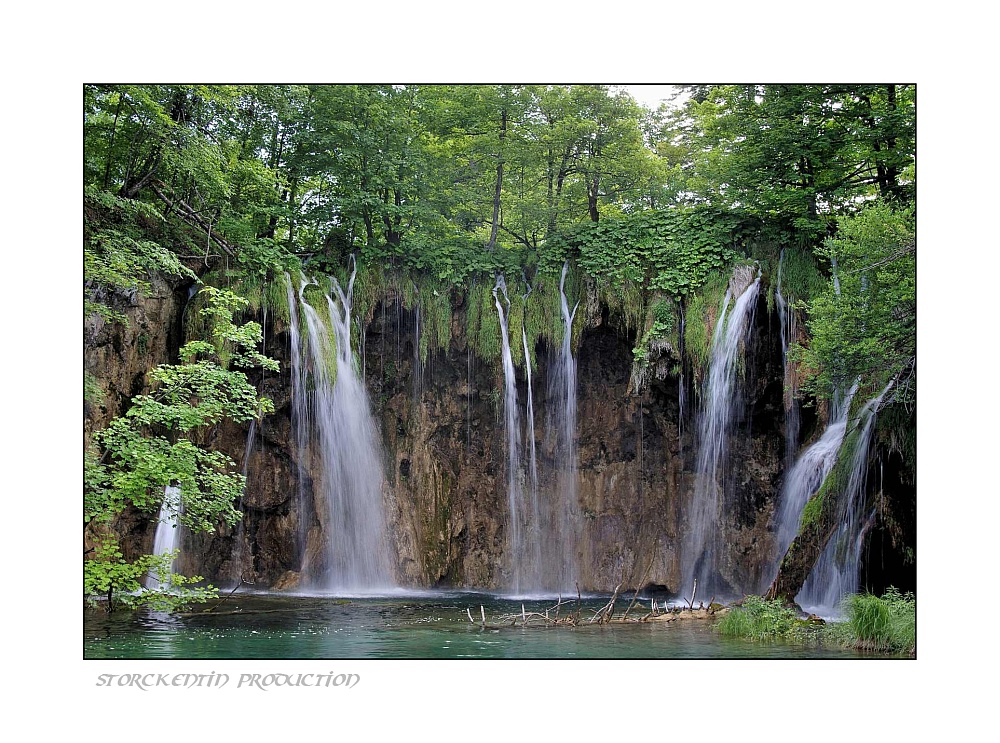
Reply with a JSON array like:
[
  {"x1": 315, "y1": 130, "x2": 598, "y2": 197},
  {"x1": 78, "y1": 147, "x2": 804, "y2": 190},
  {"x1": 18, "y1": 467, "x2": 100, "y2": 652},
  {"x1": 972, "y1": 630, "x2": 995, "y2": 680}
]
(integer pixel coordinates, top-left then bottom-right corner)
[
  {"x1": 622, "y1": 554, "x2": 657, "y2": 621},
  {"x1": 590, "y1": 581, "x2": 624, "y2": 624},
  {"x1": 686, "y1": 579, "x2": 698, "y2": 611},
  {"x1": 200, "y1": 576, "x2": 244, "y2": 614},
  {"x1": 149, "y1": 180, "x2": 234, "y2": 257}
]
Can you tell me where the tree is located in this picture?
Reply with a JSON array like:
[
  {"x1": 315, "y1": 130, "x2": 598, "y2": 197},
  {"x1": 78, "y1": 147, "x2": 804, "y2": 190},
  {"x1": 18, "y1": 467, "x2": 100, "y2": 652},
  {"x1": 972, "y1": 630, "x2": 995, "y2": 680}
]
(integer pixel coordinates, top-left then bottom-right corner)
[
  {"x1": 797, "y1": 200, "x2": 915, "y2": 399},
  {"x1": 679, "y1": 85, "x2": 915, "y2": 239},
  {"x1": 85, "y1": 287, "x2": 279, "y2": 611}
]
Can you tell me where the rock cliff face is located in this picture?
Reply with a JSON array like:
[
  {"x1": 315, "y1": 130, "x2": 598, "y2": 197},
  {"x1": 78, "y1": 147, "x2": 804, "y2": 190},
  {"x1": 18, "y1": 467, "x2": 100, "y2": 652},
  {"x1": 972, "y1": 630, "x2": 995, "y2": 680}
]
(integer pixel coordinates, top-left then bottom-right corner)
[
  {"x1": 86, "y1": 272, "x2": 913, "y2": 599},
  {"x1": 179, "y1": 286, "x2": 787, "y2": 595},
  {"x1": 84, "y1": 273, "x2": 192, "y2": 560}
]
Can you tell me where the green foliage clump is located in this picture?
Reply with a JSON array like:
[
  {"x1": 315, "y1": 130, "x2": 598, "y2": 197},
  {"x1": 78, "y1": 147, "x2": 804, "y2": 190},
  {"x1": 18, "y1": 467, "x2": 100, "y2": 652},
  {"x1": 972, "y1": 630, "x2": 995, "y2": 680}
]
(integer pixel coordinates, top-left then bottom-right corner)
[
  {"x1": 632, "y1": 297, "x2": 678, "y2": 368},
  {"x1": 84, "y1": 538, "x2": 217, "y2": 612},
  {"x1": 542, "y1": 206, "x2": 744, "y2": 302},
  {"x1": 413, "y1": 278, "x2": 453, "y2": 364},
  {"x1": 799, "y1": 201, "x2": 915, "y2": 402},
  {"x1": 85, "y1": 187, "x2": 196, "y2": 325},
  {"x1": 717, "y1": 595, "x2": 798, "y2": 640},
  {"x1": 466, "y1": 279, "x2": 502, "y2": 365},
  {"x1": 683, "y1": 270, "x2": 730, "y2": 383},
  {"x1": 831, "y1": 588, "x2": 915, "y2": 653}
]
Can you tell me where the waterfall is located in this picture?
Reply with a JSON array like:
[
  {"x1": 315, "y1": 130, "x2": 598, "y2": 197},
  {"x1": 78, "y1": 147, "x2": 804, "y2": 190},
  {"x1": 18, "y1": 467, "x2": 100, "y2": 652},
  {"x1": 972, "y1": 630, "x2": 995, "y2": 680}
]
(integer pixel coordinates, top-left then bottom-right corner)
[
  {"x1": 293, "y1": 259, "x2": 395, "y2": 592},
  {"x1": 775, "y1": 250, "x2": 801, "y2": 471},
  {"x1": 147, "y1": 485, "x2": 182, "y2": 591},
  {"x1": 231, "y1": 299, "x2": 268, "y2": 586},
  {"x1": 229, "y1": 418, "x2": 257, "y2": 584},
  {"x1": 768, "y1": 383, "x2": 857, "y2": 587},
  {"x1": 521, "y1": 284, "x2": 541, "y2": 561},
  {"x1": 543, "y1": 261, "x2": 581, "y2": 592},
  {"x1": 678, "y1": 304, "x2": 686, "y2": 458},
  {"x1": 797, "y1": 381, "x2": 893, "y2": 616},
  {"x1": 287, "y1": 272, "x2": 311, "y2": 562},
  {"x1": 682, "y1": 269, "x2": 761, "y2": 598},
  {"x1": 493, "y1": 275, "x2": 538, "y2": 593},
  {"x1": 412, "y1": 292, "x2": 422, "y2": 406}
]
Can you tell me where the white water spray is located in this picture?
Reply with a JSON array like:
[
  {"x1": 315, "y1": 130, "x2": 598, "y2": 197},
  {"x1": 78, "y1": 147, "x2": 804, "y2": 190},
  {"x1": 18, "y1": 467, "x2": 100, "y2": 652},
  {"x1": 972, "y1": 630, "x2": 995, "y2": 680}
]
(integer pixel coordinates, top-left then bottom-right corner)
[
  {"x1": 147, "y1": 485, "x2": 182, "y2": 591},
  {"x1": 797, "y1": 382, "x2": 893, "y2": 616},
  {"x1": 682, "y1": 269, "x2": 760, "y2": 597},
  {"x1": 542, "y1": 261, "x2": 582, "y2": 592},
  {"x1": 293, "y1": 259, "x2": 395, "y2": 592},
  {"x1": 493, "y1": 274, "x2": 538, "y2": 592}
]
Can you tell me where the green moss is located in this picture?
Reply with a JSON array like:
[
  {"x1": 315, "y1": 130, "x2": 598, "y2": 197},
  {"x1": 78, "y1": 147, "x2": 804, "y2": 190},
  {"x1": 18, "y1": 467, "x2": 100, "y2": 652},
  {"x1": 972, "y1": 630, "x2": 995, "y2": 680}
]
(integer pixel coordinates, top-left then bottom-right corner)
[
  {"x1": 683, "y1": 270, "x2": 729, "y2": 383},
  {"x1": 780, "y1": 245, "x2": 825, "y2": 305},
  {"x1": 300, "y1": 283, "x2": 338, "y2": 384},
  {"x1": 599, "y1": 278, "x2": 644, "y2": 336},
  {"x1": 876, "y1": 398, "x2": 915, "y2": 467},
  {"x1": 632, "y1": 296, "x2": 678, "y2": 367},
  {"x1": 264, "y1": 275, "x2": 291, "y2": 326},
  {"x1": 84, "y1": 373, "x2": 105, "y2": 407},
  {"x1": 799, "y1": 492, "x2": 824, "y2": 530},
  {"x1": 414, "y1": 277, "x2": 452, "y2": 364},
  {"x1": 466, "y1": 278, "x2": 501, "y2": 365}
]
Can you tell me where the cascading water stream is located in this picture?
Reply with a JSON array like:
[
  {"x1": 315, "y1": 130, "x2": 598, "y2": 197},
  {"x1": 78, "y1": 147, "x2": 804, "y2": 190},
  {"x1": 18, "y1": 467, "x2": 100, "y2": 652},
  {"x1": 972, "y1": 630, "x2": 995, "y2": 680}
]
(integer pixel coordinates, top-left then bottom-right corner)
[
  {"x1": 543, "y1": 260, "x2": 581, "y2": 592},
  {"x1": 682, "y1": 270, "x2": 760, "y2": 598},
  {"x1": 678, "y1": 305, "x2": 686, "y2": 458},
  {"x1": 294, "y1": 259, "x2": 395, "y2": 592},
  {"x1": 797, "y1": 381, "x2": 893, "y2": 616},
  {"x1": 521, "y1": 281, "x2": 541, "y2": 560},
  {"x1": 288, "y1": 272, "x2": 313, "y2": 561},
  {"x1": 767, "y1": 383, "x2": 858, "y2": 589},
  {"x1": 412, "y1": 288, "x2": 422, "y2": 406},
  {"x1": 493, "y1": 275, "x2": 538, "y2": 593},
  {"x1": 229, "y1": 418, "x2": 258, "y2": 583},
  {"x1": 775, "y1": 249, "x2": 801, "y2": 471},
  {"x1": 147, "y1": 485, "x2": 182, "y2": 591}
]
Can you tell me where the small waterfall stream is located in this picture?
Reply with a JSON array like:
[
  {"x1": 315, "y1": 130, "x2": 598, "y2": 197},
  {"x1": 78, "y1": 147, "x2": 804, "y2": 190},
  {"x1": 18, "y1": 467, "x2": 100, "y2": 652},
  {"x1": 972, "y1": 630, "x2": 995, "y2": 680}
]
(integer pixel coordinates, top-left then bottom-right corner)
[
  {"x1": 797, "y1": 381, "x2": 893, "y2": 615},
  {"x1": 682, "y1": 270, "x2": 761, "y2": 598},
  {"x1": 769, "y1": 383, "x2": 857, "y2": 585},
  {"x1": 543, "y1": 261, "x2": 581, "y2": 592},
  {"x1": 493, "y1": 274, "x2": 538, "y2": 593},
  {"x1": 775, "y1": 250, "x2": 801, "y2": 470},
  {"x1": 147, "y1": 485, "x2": 182, "y2": 591},
  {"x1": 287, "y1": 273, "x2": 312, "y2": 561},
  {"x1": 521, "y1": 284, "x2": 541, "y2": 567},
  {"x1": 229, "y1": 418, "x2": 257, "y2": 584}
]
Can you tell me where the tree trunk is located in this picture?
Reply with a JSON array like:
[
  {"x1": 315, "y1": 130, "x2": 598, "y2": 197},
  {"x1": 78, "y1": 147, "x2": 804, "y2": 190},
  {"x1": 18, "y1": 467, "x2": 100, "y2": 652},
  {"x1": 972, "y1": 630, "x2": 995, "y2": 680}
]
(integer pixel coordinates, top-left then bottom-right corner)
[
  {"x1": 588, "y1": 175, "x2": 600, "y2": 222},
  {"x1": 487, "y1": 107, "x2": 507, "y2": 250},
  {"x1": 102, "y1": 92, "x2": 125, "y2": 190}
]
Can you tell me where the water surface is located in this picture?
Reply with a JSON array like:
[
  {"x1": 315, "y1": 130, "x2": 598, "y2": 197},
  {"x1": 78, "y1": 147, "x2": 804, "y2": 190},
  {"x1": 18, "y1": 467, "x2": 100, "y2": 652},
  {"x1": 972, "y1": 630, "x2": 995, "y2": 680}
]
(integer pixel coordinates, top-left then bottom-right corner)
[{"x1": 85, "y1": 592, "x2": 863, "y2": 659}]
